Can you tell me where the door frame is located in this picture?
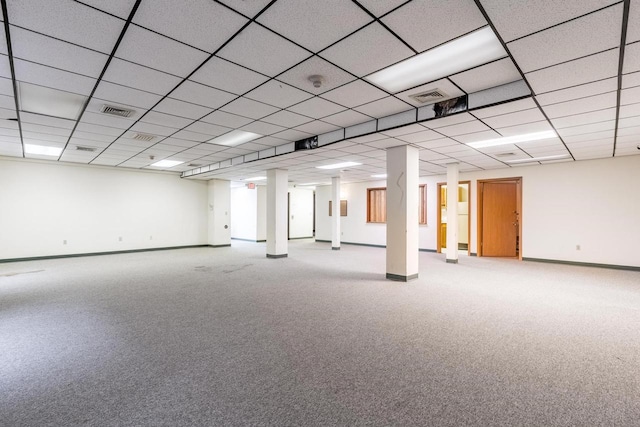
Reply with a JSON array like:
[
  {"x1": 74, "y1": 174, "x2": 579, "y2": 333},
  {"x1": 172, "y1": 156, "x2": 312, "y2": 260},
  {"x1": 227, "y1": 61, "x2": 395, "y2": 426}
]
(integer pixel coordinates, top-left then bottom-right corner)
[
  {"x1": 436, "y1": 180, "x2": 471, "y2": 255},
  {"x1": 477, "y1": 177, "x2": 522, "y2": 259}
]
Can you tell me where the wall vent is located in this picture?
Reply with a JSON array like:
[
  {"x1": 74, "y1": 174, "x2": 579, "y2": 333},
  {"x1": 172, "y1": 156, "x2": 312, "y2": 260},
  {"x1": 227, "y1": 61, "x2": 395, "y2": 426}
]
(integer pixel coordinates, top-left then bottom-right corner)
[
  {"x1": 132, "y1": 133, "x2": 156, "y2": 142},
  {"x1": 100, "y1": 104, "x2": 135, "y2": 117},
  {"x1": 408, "y1": 88, "x2": 447, "y2": 104},
  {"x1": 75, "y1": 146, "x2": 96, "y2": 152}
]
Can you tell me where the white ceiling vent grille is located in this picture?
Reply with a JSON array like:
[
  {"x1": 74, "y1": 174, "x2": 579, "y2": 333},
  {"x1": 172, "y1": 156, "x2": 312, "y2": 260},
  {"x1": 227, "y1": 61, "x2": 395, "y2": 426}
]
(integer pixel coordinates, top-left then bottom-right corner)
[
  {"x1": 100, "y1": 104, "x2": 135, "y2": 117},
  {"x1": 133, "y1": 133, "x2": 156, "y2": 142},
  {"x1": 408, "y1": 88, "x2": 447, "y2": 104},
  {"x1": 75, "y1": 146, "x2": 96, "y2": 152},
  {"x1": 495, "y1": 152, "x2": 516, "y2": 157}
]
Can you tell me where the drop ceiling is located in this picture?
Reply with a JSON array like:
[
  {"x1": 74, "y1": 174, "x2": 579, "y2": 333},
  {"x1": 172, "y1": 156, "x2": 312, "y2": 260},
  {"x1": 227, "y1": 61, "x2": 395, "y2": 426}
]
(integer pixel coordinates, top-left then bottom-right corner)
[{"x1": 0, "y1": 0, "x2": 637, "y2": 185}]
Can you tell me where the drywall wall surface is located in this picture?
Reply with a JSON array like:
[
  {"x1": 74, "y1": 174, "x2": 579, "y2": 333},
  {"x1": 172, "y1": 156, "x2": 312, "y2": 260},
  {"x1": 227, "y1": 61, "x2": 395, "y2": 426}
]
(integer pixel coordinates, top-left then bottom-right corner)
[
  {"x1": 256, "y1": 185, "x2": 267, "y2": 241},
  {"x1": 0, "y1": 158, "x2": 208, "y2": 260}
]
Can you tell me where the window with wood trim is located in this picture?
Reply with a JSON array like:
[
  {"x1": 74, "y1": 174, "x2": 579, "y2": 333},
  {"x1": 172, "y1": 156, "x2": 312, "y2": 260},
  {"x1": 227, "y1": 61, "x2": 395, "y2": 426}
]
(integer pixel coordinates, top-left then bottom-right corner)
[{"x1": 367, "y1": 185, "x2": 427, "y2": 224}]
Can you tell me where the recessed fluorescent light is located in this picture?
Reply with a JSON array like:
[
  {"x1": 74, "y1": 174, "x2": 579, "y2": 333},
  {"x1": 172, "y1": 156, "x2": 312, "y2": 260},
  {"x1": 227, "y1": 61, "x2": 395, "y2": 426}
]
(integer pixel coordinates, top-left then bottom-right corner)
[
  {"x1": 207, "y1": 130, "x2": 261, "y2": 147},
  {"x1": 316, "y1": 161, "x2": 361, "y2": 170},
  {"x1": 24, "y1": 144, "x2": 63, "y2": 156},
  {"x1": 371, "y1": 174, "x2": 387, "y2": 178},
  {"x1": 366, "y1": 27, "x2": 506, "y2": 93},
  {"x1": 18, "y1": 82, "x2": 87, "y2": 120},
  {"x1": 506, "y1": 154, "x2": 570, "y2": 164},
  {"x1": 244, "y1": 176, "x2": 266, "y2": 181},
  {"x1": 151, "y1": 159, "x2": 183, "y2": 168},
  {"x1": 466, "y1": 130, "x2": 557, "y2": 149}
]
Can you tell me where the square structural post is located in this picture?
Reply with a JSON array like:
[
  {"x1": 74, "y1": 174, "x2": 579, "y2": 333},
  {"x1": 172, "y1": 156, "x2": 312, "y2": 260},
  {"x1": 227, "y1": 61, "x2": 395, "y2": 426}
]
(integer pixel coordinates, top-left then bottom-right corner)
[
  {"x1": 208, "y1": 179, "x2": 231, "y2": 247},
  {"x1": 446, "y1": 163, "x2": 459, "y2": 263},
  {"x1": 266, "y1": 169, "x2": 288, "y2": 258},
  {"x1": 331, "y1": 176, "x2": 341, "y2": 250},
  {"x1": 386, "y1": 145, "x2": 419, "y2": 281}
]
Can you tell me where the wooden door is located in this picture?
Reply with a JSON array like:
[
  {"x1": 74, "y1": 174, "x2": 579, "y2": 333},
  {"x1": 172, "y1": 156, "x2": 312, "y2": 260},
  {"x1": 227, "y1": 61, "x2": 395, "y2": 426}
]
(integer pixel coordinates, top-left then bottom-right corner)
[{"x1": 482, "y1": 182, "x2": 517, "y2": 257}]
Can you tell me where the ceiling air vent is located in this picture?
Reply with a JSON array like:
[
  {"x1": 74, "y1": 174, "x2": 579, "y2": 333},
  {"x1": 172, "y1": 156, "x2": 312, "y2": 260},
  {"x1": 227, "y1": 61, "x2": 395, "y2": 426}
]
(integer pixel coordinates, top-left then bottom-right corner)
[
  {"x1": 495, "y1": 152, "x2": 516, "y2": 157},
  {"x1": 132, "y1": 133, "x2": 156, "y2": 142},
  {"x1": 187, "y1": 163, "x2": 201, "y2": 167},
  {"x1": 75, "y1": 146, "x2": 96, "y2": 152},
  {"x1": 408, "y1": 88, "x2": 447, "y2": 104},
  {"x1": 100, "y1": 104, "x2": 135, "y2": 117}
]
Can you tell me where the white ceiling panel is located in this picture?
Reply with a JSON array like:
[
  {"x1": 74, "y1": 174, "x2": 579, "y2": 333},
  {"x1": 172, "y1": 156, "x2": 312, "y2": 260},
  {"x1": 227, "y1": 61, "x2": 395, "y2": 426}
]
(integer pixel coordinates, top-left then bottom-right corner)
[
  {"x1": 240, "y1": 121, "x2": 286, "y2": 136},
  {"x1": 472, "y1": 98, "x2": 537, "y2": 119},
  {"x1": 102, "y1": 58, "x2": 182, "y2": 95},
  {"x1": 217, "y1": 23, "x2": 310, "y2": 77},
  {"x1": 116, "y1": 25, "x2": 209, "y2": 77},
  {"x1": 7, "y1": 0, "x2": 125, "y2": 53},
  {"x1": 380, "y1": 124, "x2": 425, "y2": 137},
  {"x1": 319, "y1": 80, "x2": 387, "y2": 108},
  {"x1": 526, "y1": 49, "x2": 619, "y2": 94},
  {"x1": 245, "y1": 80, "x2": 313, "y2": 109},
  {"x1": 201, "y1": 110, "x2": 254, "y2": 128},
  {"x1": 556, "y1": 120, "x2": 616, "y2": 136},
  {"x1": 382, "y1": 0, "x2": 487, "y2": 53},
  {"x1": 184, "y1": 121, "x2": 232, "y2": 137},
  {"x1": 80, "y1": 0, "x2": 136, "y2": 19},
  {"x1": 627, "y1": 0, "x2": 640, "y2": 44},
  {"x1": 551, "y1": 108, "x2": 616, "y2": 129},
  {"x1": 357, "y1": 0, "x2": 407, "y2": 17},
  {"x1": 542, "y1": 92, "x2": 618, "y2": 119},
  {"x1": 190, "y1": 57, "x2": 269, "y2": 95},
  {"x1": 75, "y1": 123, "x2": 123, "y2": 137},
  {"x1": 21, "y1": 123, "x2": 71, "y2": 137},
  {"x1": 217, "y1": 0, "x2": 272, "y2": 18},
  {"x1": 257, "y1": 0, "x2": 372, "y2": 52},
  {"x1": 622, "y1": 71, "x2": 640, "y2": 89},
  {"x1": 507, "y1": 4, "x2": 622, "y2": 73},
  {"x1": 170, "y1": 129, "x2": 212, "y2": 142},
  {"x1": 426, "y1": 112, "x2": 475, "y2": 129},
  {"x1": 294, "y1": 120, "x2": 340, "y2": 135},
  {"x1": 562, "y1": 130, "x2": 614, "y2": 143},
  {"x1": 395, "y1": 129, "x2": 443, "y2": 143},
  {"x1": 623, "y1": 41, "x2": 640, "y2": 74},
  {"x1": 354, "y1": 96, "x2": 412, "y2": 118},
  {"x1": 129, "y1": 121, "x2": 176, "y2": 137},
  {"x1": 0, "y1": 77, "x2": 13, "y2": 96},
  {"x1": 321, "y1": 109, "x2": 372, "y2": 128},
  {"x1": 494, "y1": 120, "x2": 553, "y2": 136},
  {"x1": 133, "y1": 0, "x2": 247, "y2": 53},
  {"x1": 14, "y1": 59, "x2": 96, "y2": 95},
  {"x1": 287, "y1": 97, "x2": 346, "y2": 119},
  {"x1": 154, "y1": 98, "x2": 212, "y2": 120},
  {"x1": 450, "y1": 58, "x2": 521, "y2": 94},
  {"x1": 261, "y1": 110, "x2": 314, "y2": 128},
  {"x1": 276, "y1": 56, "x2": 357, "y2": 95},
  {"x1": 619, "y1": 102, "x2": 640, "y2": 118},
  {"x1": 220, "y1": 97, "x2": 280, "y2": 120},
  {"x1": 535, "y1": 77, "x2": 618, "y2": 106},
  {"x1": 0, "y1": 55, "x2": 11, "y2": 79},
  {"x1": 20, "y1": 112, "x2": 75, "y2": 129},
  {"x1": 271, "y1": 129, "x2": 313, "y2": 142},
  {"x1": 162, "y1": 137, "x2": 201, "y2": 149},
  {"x1": 479, "y1": 0, "x2": 619, "y2": 42},
  {"x1": 94, "y1": 81, "x2": 162, "y2": 110},
  {"x1": 437, "y1": 120, "x2": 491, "y2": 137},
  {"x1": 10, "y1": 27, "x2": 108, "y2": 78},
  {"x1": 170, "y1": 80, "x2": 237, "y2": 109},
  {"x1": 141, "y1": 111, "x2": 193, "y2": 129},
  {"x1": 320, "y1": 23, "x2": 414, "y2": 77}
]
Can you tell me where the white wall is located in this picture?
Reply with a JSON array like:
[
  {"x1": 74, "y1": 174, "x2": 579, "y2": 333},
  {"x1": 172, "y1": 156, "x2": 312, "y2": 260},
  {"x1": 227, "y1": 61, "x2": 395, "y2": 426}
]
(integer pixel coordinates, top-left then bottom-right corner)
[
  {"x1": 288, "y1": 187, "x2": 314, "y2": 238},
  {"x1": 230, "y1": 186, "x2": 258, "y2": 241},
  {"x1": 0, "y1": 158, "x2": 208, "y2": 260},
  {"x1": 257, "y1": 185, "x2": 266, "y2": 241},
  {"x1": 315, "y1": 156, "x2": 640, "y2": 267},
  {"x1": 207, "y1": 179, "x2": 231, "y2": 246}
]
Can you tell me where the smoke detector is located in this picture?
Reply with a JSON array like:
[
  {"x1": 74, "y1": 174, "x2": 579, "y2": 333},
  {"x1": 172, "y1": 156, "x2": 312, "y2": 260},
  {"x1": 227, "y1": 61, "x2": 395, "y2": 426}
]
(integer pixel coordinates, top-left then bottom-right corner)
[
  {"x1": 408, "y1": 88, "x2": 447, "y2": 104},
  {"x1": 100, "y1": 104, "x2": 135, "y2": 117},
  {"x1": 308, "y1": 75, "x2": 325, "y2": 89}
]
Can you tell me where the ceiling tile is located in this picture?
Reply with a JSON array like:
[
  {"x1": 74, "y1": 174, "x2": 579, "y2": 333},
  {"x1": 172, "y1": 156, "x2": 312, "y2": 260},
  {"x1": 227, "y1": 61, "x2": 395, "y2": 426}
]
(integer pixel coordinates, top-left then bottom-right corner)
[
  {"x1": 7, "y1": 0, "x2": 125, "y2": 53},
  {"x1": 257, "y1": 0, "x2": 372, "y2": 52},
  {"x1": 0, "y1": 56, "x2": 11, "y2": 79},
  {"x1": 321, "y1": 109, "x2": 372, "y2": 127},
  {"x1": 382, "y1": 0, "x2": 486, "y2": 52},
  {"x1": 622, "y1": 71, "x2": 640, "y2": 89},
  {"x1": 551, "y1": 108, "x2": 616, "y2": 129},
  {"x1": 170, "y1": 129, "x2": 212, "y2": 142},
  {"x1": 10, "y1": 27, "x2": 108, "y2": 78},
  {"x1": 437, "y1": 120, "x2": 491, "y2": 137},
  {"x1": 217, "y1": 23, "x2": 310, "y2": 77},
  {"x1": 320, "y1": 22, "x2": 414, "y2": 77},
  {"x1": 541, "y1": 92, "x2": 617, "y2": 119},
  {"x1": 271, "y1": 129, "x2": 314, "y2": 142},
  {"x1": 14, "y1": 59, "x2": 96, "y2": 95},
  {"x1": 201, "y1": 110, "x2": 254, "y2": 128},
  {"x1": 170, "y1": 80, "x2": 237, "y2": 109},
  {"x1": 472, "y1": 97, "x2": 537, "y2": 118},
  {"x1": 287, "y1": 97, "x2": 346, "y2": 119},
  {"x1": 494, "y1": 120, "x2": 553, "y2": 136},
  {"x1": 184, "y1": 121, "x2": 232, "y2": 137},
  {"x1": 94, "y1": 81, "x2": 162, "y2": 109},
  {"x1": 294, "y1": 120, "x2": 340, "y2": 135},
  {"x1": 276, "y1": 56, "x2": 357, "y2": 95},
  {"x1": 479, "y1": 0, "x2": 619, "y2": 42},
  {"x1": 133, "y1": 0, "x2": 247, "y2": 53},
  {"x1": 190, "y1": 57, "x2": 269, "y2": 95},
  {"x1": 482, "y1": 108, "x2": 545, "y2": 128},
  {"x1": 102, "y1": 58, "x2": 182, "y2": 95},
  {"x1": 534, "y1": 77, "x2": 617, "y2": 105},
  {"x1": 80, "y1": 0, "x2": 137, "y2": 19},
  {"x1": 154, "y1": 98, "x2": 212, "y2": 119},
  {"x1": 245, "y1": 80, "x2": 313, "y2": 108},
  {"x1": 116, "y1": 25, "x2": 209, "y2": 77},
  {"x1": 395, "y1": 129, "x2": 442, "y2": 143},
  {"x1": 508, "y1": 5, "x2": 622, "y2": 73},
  {"x1": 450, "y1": 58, "x2": 521, "y2": 93},
  {"x1": 129, "y1": 121, "x2": 176, "y2": 137},
  {"x1": 217, "y1": 0, "x2": 272, "y2": 18},
  {"x1": 220, "y1": 97, "x2": 280, "y2": 119},
  {"x1": 555, "y1": 120, "x2": 615, "y2": 136},
  {"x1": 353, "y1": 96, "x2": 412, "y2": 118},
  {"x1": 526, "y1": 49, "x2": 619, "y2": 94},
  {"x1": 319, "y1": 80, "x2": 387, "y2": 108},
  {"x1": 426, "y1": 112, "x2": 475, "y2": 128},
  {"x1": 241, "y1": 121, "x2": 287, "y2": 135},
  {"x1": 623, "y1": 41, "x2": 640, "y2": 74},
  {"x1": 20, "y1": 112, "x2": 75, "y2": 129},
  {"x1": 261, "y1": 110, "x2": 314, "y2": 128},
  {"x1": 141, "y1": 111, "x2": 193, "y2": 129}
]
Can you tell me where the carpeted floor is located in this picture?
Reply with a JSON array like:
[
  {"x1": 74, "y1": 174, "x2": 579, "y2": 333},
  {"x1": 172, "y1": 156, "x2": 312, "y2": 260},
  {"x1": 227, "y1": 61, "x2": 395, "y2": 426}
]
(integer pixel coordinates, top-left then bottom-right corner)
[{"x1": 1, "y1": 240, "x2": 639, "y2": 426}]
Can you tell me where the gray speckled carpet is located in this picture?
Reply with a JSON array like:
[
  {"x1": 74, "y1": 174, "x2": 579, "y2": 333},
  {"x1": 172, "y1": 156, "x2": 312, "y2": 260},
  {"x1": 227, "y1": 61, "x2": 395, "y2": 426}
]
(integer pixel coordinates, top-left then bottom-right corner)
[{"x1": 1, "y1": 240, "x2": 639, "y2": 426}]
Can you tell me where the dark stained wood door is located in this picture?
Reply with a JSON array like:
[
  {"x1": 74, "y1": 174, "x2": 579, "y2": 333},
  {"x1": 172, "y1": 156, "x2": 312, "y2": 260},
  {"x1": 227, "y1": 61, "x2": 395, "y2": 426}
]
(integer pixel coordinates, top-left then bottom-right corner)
[{"x1": 482, "y1": 182, "x2": 518, "y2": 257}]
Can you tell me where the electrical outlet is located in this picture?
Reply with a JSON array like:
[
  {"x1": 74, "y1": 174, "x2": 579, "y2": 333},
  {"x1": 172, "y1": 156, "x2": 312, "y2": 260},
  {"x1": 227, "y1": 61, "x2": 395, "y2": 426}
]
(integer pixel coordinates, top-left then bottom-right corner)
[
  {"x1": 119, "y1": 236, "x2": 123, "y2": 242},
  {"x1": 576, "y1": 244, "x2": 580, "y2": 250},
  {"x1": 63, "y1": 239, "x2": 67, "y2": 245}
]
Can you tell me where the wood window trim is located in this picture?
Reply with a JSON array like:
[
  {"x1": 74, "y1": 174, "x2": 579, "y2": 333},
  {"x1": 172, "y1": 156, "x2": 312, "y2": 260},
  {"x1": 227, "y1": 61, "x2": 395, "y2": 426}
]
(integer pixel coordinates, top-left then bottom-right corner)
[
  {"x1": 367, "y1": 185, "x2": 427, "y2": 224},
  {"x1": 329, "y1": 200, "x2": 348, "y2": 216}
]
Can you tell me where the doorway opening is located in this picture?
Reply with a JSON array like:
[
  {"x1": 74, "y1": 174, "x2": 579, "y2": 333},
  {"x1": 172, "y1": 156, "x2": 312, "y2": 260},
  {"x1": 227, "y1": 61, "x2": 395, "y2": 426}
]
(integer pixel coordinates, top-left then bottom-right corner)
[
  {"x1": 477, "y1": 177, "x2": 522, "y2": 259},
  {"x1": 437, "y1": 181, "x2": 471, "y2": 255}
]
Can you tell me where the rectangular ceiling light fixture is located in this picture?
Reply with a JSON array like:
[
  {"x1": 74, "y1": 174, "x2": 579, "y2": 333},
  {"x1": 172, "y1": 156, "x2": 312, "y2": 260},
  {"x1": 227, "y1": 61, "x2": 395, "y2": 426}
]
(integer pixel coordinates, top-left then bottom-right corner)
[
  {"x1": 371, "y1": 173, "x2": 387, "y2": 178},
  {"x1": 466, "y1": 130, "x2": 557, "y2": 149},
  {"x1": 18, "y1": 82, "x2": 87, "y2": 120},
  {"x1": 24, "y1": 144, "x2": 63, "y2": 156},
  {"x1": 316, "y1": 161, "x2": 361, "y2": 170},
  {"x1": 244, "y1": 176, "x2": 266, "y2": 181},
  {"x1": 151, "y1": 159, "x2": 183, "y2": 168},
  {"x1": 365, "y1": 27, "x2": 506, "y2": 93},
  {"x1": 207, "y1": 130, "x2": 261, "y2": 147},
  {"x1": 506, "y1": 154, "x2": 570, "y2": 163}
]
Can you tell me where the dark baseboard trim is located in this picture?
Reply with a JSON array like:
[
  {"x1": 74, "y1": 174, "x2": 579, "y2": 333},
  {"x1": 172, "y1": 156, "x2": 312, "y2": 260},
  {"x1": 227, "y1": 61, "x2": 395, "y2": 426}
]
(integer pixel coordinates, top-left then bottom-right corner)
[
  {"x1": 386, "y1": 273, "x2": 419, "y2": 282},
  {"x1": 266, "y1": 253, "x2": 288, "y2": 259},
  {"x1": 470, "y1": 252, "x2": 477, "y2": 256},
  {"x1": 419, "y1": 248, "x2": 437, "y2": 253},
  {"x1": 446, "y1": 259, "x2": 458, "y2": 264},
  {"x1": 523, "y1": 257, "x2": 640, "y2": 272},
  {"x1": 257, "y1": 240, "x2": 266, "y2": 243},
  {"x1": 0, "y1": 245, "x2": 212, "y2": 264},
  {"x1": 289, "y1": 236, "x2": 314, "y2": 240},
  {"x1": 315, "y1": 239, "x2": 330, "y2": 243},
  {"x1": 231, "y1": 238, "x2": 256, "y2": 242},
  {"x1": 332, "y1": 247, "x2": 340, "y2": 250},
  {"x1": 209, "y1": 244, "x2": 231, "y2": 248}
]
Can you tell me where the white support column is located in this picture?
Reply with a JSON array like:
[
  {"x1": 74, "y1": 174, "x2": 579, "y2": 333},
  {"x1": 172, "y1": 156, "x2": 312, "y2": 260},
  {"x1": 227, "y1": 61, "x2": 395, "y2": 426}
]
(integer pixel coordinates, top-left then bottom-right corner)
[
  {"x1": 386, "y1": 145, "x2": 419, "y2": 281},
  {"x1": 446, "y1": 163, "x2": 459, "y2": 263},
  {"x1": 331, "y1": 176, "x2": 341, "y2": 250},
  {"x1": 207, "y1": 179, "x2": 231, "y2": 247},
  {"x1": 266, "y1": 169, "x2": 288, "y2": 258}
]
